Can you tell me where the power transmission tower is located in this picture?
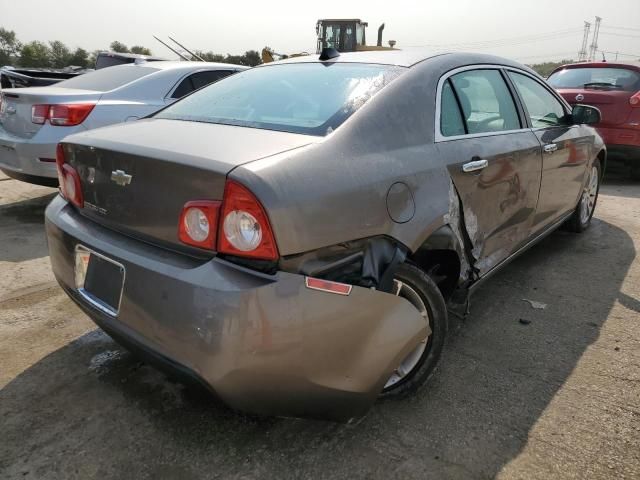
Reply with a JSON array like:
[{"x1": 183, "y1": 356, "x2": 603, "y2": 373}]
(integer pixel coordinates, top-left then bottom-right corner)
[
  {"x1": 578, "y1": 21, "x2": 591, "y2": 61},
  {"x1": 588, "y1": 16, "x2": 602, "y2": 61}
]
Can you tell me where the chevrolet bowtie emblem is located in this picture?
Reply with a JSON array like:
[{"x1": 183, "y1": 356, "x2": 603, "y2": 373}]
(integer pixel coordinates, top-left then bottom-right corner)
[{"x1": 111, "y1": 169, "x2": 132, "y2": 186}]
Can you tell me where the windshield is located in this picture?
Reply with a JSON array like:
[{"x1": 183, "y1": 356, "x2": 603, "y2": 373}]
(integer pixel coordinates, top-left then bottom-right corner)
[
  {"x1": 548, "y1": 67, "x2": 640, "y2": 91},
  {"x1": 154, "y1": 63, "x2": 405, "y2": 136},
  {"x1": 54, "y1": 65, "x2": 159, "y2": 91}
]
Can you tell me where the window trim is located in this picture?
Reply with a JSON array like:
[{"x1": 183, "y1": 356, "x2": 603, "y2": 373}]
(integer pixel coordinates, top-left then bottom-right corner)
[
  {"x1": 503, "y1": 66, "x2": 574, "y2": 132},
  {"x1": 435, "y1": 64, "x2": 535, "y2": 142}
]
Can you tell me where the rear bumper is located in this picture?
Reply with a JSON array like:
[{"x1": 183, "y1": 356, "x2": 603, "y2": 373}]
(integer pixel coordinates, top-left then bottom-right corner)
[
  {"x1": 596, "y1": 125, "x2": 640, "y2": 154},
  {"x1": 45, "y1": 195, "x2": 427, "y2": 421},
  {"x1": 0, "y1": 124, "x2": 83, "y2": 182}
]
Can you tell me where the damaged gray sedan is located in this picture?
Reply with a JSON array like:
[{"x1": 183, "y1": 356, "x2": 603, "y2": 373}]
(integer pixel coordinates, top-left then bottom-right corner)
[{"x1": 45, "y1": 49, "x2": 605, "y2": 421}]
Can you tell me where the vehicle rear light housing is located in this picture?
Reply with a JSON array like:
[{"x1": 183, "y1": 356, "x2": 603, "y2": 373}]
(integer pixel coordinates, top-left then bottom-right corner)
[
  {"x1": 178, "y1": 201, "x2": 221, "y2": 249},
  {"x1": 177, "y1": 180, "x2": 279, "y2": 261},
  {"x1": 32, "y1": 104, "x2": 49, "y2": 124},
  {"x1": 218, "y1": 180, "x2": 279, "y2": 260},
  {"x1": 55, "y1": 143, "x2": 84, "y2": 207},
  {"x1": 31, "y1": 103, "x2": 95, "y2": 126},
  {"x1": 630, "y1": 91, "x2": 640, "y2": 107}
]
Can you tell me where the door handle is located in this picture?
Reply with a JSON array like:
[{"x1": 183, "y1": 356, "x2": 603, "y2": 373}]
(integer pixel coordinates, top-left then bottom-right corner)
[
  {"x1": 543, "y1": 143, "x2": 558, "y2": 154},
  {"x1": 462, "y1": 159, "x2": 488, "y2": 173}
]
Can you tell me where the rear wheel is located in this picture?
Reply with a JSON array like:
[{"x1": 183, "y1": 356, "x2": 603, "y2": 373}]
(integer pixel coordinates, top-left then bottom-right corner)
[
  {"x1": 565, "y1": 159, "x2": 601, "y2": 233},
  {"x1": 380, "y1": 262, "x2": 448, "y2": 397}
]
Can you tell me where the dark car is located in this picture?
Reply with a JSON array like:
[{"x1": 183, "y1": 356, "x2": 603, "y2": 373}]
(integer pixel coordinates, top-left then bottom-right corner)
[
  {"x1": 548, "y1": 61, "x2": 640, "y2": 177},
  {"x1": 45, "y1": 50, "x2": 605, "y2": 421}
]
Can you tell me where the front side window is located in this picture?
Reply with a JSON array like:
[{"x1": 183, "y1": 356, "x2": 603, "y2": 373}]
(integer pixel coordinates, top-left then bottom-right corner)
[
  {"x1": 448, "y1": 69, "x2": 520, "y2": 135},
  {"x1": 508, "y1": 72, "x2": 567, "y2": 128},
  {"x1": 156, "y1": 63, "x2": 405, "y2": 136}
]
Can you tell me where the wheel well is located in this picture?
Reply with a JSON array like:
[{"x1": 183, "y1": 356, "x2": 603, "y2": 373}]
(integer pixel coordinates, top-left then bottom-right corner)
[
  {"x1": 597, "y1": 149, "x2": 607, "y2": 175},
  {"x1": 408, "y1": 248, "x2": 461, "y2": 301}
]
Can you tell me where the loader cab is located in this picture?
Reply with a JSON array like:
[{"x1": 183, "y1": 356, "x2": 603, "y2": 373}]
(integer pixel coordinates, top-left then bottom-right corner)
[{"x1": 316, "y1": 19, "x2": 368, "y2": 53}]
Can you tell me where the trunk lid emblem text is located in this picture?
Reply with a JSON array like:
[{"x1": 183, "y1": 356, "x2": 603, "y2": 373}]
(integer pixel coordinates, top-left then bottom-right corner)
[{"x1": 111, "y1": 169, "x2": 132, "y2": 186}]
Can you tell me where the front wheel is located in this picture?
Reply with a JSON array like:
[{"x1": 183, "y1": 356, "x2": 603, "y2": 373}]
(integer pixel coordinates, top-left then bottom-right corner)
[
  {"x1": 565, "y1": 158, "x2": 601, "y2": 233},
  {"x1": 380, "y1": 262, "x2": 448, "y2": 398}
]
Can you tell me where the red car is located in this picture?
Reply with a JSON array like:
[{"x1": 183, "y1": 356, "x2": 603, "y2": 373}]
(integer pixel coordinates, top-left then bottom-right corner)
[{"x1": 548, "y1": 61, "x2": 640, "y2": 178}]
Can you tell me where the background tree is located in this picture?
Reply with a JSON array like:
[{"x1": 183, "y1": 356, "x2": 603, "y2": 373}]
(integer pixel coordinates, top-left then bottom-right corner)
[
  {"x1": 0, "y1": 27, "x2": 21, "y2": 66},
  {"x1": 529, "y1": 59, "x2": 574, "y2": 78},
  {"x1": 241, "y1": 50, "x2": 261, "y2": 66},
  {"x1": 48, "y1": 40, "x2": 71, "y2": 68},
  {"x1": 109, "y1": 41, "x2": 129, "y2": 53},
  {"x1": 68, "y1": 47, "x2": 90, "y2": 68},
  {"x1": 130, "y1": 45, "x2": 152, "y2": 55},
  {"x1": 196, "y1": 50, "x2": 226, "y2": 62},
  {"x1": 19, "y1": 41, "x2": 51, "y2": 68}
]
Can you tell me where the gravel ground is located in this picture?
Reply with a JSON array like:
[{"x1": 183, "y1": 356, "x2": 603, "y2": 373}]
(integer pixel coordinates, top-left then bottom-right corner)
[{"x1": 0, "y1": 168, "x2": 638, "y2": 479}]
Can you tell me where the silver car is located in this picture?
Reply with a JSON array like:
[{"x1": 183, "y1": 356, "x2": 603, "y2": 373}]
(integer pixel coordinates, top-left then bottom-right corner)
[{"x1": 0, "y1": 61, "x2": 245, "y2": 185}]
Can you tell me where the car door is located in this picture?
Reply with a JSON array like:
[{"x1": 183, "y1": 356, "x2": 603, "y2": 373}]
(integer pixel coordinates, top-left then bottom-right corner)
[
  {"x1": 435, "y1": 67, "x2": 543, "y2": 275},
  {"x1": 506, "y1": 70, "x2": 591, "y2": 232}
]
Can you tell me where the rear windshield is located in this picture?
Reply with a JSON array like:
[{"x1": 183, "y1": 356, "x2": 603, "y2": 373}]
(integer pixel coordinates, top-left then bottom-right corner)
[
  {"x1": 548, "y1": 67, "x2": 640, "y2": 91},
  {"x1": 54, "y1": 65, "x2": 159, "y2": 91},
  {"x1": 154, "y1": 63, "x2": 405, "y2": 136}
]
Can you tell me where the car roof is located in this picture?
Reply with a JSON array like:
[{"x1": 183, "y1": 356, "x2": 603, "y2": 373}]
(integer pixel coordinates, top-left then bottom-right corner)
[
  {"x1": 115, "y1": 60, "x2": 248, "y2": 72},
  {"x1": 266, "y1": 49, "x2": 533, "y2": 71}
]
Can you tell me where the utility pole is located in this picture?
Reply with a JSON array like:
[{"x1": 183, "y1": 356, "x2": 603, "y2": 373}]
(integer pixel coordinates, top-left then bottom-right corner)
[
  {"x1": 578, "y1": 21, "x2": 591, "y2": 61},
  {"x1": 588, "y1": 16, "x2": 602, "y2": 61}
]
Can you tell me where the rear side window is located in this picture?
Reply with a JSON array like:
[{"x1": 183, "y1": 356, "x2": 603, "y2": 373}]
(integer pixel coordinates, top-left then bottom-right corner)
[
  {"x1": 447, "y1": 69, "x2": 520, "y2": 135},
  {"x1": 440, "y1": 80, "x2": 466, "y2": 136},
  {"x1": 171, "y1": 70, "x2": 235, "y2": 98},
  {"x1": 508, "y1": 72, "x2": 567, "y2": 128},
  {"x1": 548, "y1": 67, "x2": 640, "y2": 92},
  {"x1": 55, "y1": 65, "x2": 159, "y2": 91}
]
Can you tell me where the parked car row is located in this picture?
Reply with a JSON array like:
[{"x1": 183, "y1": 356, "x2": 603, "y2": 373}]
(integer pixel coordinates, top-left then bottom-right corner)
[
  {"x1": 37, "y1": 48, "x2": 606, "y2": 421},
  {"x1": 0, "y1": 61, "x2": 245, "y2": 185}
]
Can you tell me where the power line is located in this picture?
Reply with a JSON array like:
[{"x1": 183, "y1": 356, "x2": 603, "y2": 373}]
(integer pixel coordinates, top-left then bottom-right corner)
[
  {"x1": 599, "y1": 31, "x2": 640, "y2": 39},
  {"x1": 403, "y1": 28, "x2": 582, "y2": 50},
  {"x1": 603, "y1": 25, "x2": 640, "y2": 32}
]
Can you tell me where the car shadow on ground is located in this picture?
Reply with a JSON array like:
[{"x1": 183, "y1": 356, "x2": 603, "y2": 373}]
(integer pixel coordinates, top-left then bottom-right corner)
[
  {"x1": 0, "y1": 192, "x2": 55, "y2": 263},
  {"x1": 0, "y1": 215, "x2": 635, "y2": 479}
]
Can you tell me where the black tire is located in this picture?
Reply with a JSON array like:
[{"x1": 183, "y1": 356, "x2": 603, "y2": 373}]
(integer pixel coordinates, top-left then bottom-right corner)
[
  {"x1": 630, "y1": 163, "x2": 640, "y2": 182},
  {"x1": 565, "y1": 158, "x2": 601, "y2": 233},
  {"x1": 379, "y1": 262, "x2": 448, "y2": 398}
]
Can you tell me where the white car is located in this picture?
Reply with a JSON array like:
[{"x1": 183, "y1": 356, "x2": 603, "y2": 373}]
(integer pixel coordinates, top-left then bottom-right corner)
[{"x1": 0, "y1": 61, "x2": 246, "y2": 185}]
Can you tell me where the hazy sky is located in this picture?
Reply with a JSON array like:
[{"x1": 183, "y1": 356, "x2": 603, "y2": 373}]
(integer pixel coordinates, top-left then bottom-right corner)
[{"x1": 2, "y1": 0, "x2": 639, "y2": 63}]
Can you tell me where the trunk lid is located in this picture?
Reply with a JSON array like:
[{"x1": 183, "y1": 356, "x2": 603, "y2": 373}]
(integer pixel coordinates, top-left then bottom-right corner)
[
  {"x1": 0, "y1": 87, "x2": 101, "y2": 138},
  {"x1": 64, "y1": 118, "x2": 316, "y2": 253},
  {"x1": 557, "y1": 88, "x2": 634, "y2": 126}
]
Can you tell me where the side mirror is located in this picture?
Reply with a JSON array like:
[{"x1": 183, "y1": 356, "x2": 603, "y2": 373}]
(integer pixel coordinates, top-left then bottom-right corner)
[{"x1": 571, "y1": 104, "x2": 601, "y2": 125}]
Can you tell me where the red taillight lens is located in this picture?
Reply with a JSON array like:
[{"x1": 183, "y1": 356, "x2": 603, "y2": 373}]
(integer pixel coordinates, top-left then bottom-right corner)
[
  {"x1": 630, "y1": 92, "x2": 640, "y2": 107},
  {"x1": 55, "y1": 143, "x2": 83, "y2": 207},
  {"x1": 49, "y1": 104, "x2": 95, "y2": 126},
  {"x1": 32, "y1": 104, "x2": 49, "y2": 124},
  {"x1": 178, "y1": 201, "x2": 221, "y2": 249},
  {"x1": 218, "y1": 180, "x2": 279, "y2": 260}
]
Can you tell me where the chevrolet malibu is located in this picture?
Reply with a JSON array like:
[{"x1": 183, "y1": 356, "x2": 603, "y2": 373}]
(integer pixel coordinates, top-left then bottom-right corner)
[{"x1": 45, "y1": 50, "x2": 605, "y2": 421}]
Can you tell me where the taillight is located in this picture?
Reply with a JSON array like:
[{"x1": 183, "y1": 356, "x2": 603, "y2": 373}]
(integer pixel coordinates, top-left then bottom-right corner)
[
  {"x1": 177, "y1": 181, "x2": 279, "y2": 260},
  {"x1": 32, "y1": 104, "x2": 49, "y2": 124},
  {"x1": 178, "y1": 201, "x2": 221, "y2": 249},
  {"x1": 49, "y1": 104, "x2": 95, "y2": 126},
  {"x1": 218, "y1": 180, "x2": 278, "y2": 260},
  {"x1": 31, "y1": 103, "x2": 95, "y2": 126},
  {"x1": 55, "y1": 143, "x2": 84, "y2": 207},
  {"x1": 630, "y1": 92, "x2": 640, "y2": 107}
]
